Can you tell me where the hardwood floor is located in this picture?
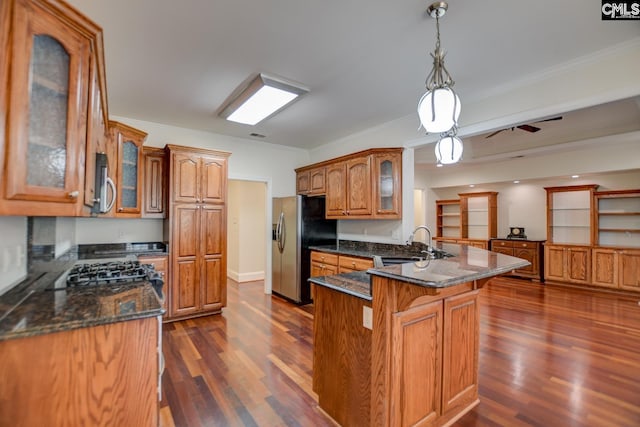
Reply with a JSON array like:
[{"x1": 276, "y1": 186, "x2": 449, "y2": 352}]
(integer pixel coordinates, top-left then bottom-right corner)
[{"x1": 160, "y1": 278, "x2": 640, "y2": 426}]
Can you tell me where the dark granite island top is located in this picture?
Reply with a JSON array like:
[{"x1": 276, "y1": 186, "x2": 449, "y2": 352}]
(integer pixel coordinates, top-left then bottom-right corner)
[{"x1": 309, "y1": 243, "x2": 530, "y2": 300}]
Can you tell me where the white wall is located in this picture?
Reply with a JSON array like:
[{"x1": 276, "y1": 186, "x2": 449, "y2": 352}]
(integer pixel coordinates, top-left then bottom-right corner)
[
  {"x1": 0, "y1": 217, "x2": 27, "y2": 295},
  {"x1": 227, "y1": 180, "x2": 266, "y2": 282}
]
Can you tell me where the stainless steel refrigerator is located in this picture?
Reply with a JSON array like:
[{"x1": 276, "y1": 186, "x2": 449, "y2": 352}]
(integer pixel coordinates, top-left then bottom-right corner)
[{"x1": 272, "y1": 195, "x2": 337, "y2": 303}]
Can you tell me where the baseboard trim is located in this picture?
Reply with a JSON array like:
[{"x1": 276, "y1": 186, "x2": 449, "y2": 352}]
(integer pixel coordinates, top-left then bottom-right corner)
[{"x1": 227, "y1": 270, "x2": 265, "y2": 283}]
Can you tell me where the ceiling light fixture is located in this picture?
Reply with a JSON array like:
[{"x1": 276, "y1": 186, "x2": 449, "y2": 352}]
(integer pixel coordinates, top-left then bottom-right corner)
[
  {"x1": 219, "y1": 73, "x2": 308, "y2": 126},
  {"x1": 418, "y1": 1, "x2": 460, "y2": 133},
  {"x1": 572, "y1": 175, "x2": 580, "y2": 179},
  {"x1": 434, "y1": 131, "x2": 463, "y2": 165}
]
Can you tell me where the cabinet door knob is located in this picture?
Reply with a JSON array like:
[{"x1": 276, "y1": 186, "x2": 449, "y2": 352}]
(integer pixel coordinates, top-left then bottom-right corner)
[
  {"x1": 351, "y1": 262, "x2": 356, "y2": 267},
  {"x1": 118, "y1": 208, "x2": 123, "y2": 212},
  {"x1": 68, "y1": 191, "x2": 79, "y2": 199}
]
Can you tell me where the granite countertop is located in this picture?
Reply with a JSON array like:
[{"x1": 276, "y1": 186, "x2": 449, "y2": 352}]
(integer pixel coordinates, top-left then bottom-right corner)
[
  {"x1": 0, "y1": 242, "x2": 166, "y2": 342},
  {"x1": 0, "y1": 283, "x2": 162, "y2": 341},
  {"x1": 309, "y1": 271, "x2": 372, "y2": 301},
  {"x1": 310, "y1": 239, "x2": 434, "y2": 259},
  {"x1": 309, "y1": 241, "x2": 530, "y2": 300}
]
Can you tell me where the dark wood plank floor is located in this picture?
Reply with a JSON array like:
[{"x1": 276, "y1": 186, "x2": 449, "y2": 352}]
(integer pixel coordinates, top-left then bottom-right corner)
[{"x1": 160, "y1": 277, "x2": 640, "y2": 426}]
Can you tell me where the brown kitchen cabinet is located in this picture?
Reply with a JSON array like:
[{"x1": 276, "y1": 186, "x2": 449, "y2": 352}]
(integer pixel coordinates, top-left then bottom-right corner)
[
  {"x1": 338, "y1": 254, "x2": 374, "y2": 273},
  {"x1": 296, "y1": 166, "x2": 326, "y2": 196},
  {"x1": 110, "y1": 121, "x2": 147, "y2": 217},
  {"x1": 592, "y1": 248, "x2": 640, "y2": 291},
  {"x1": 296, "y1": 148, "x2": 403, "y2": 219},
  {"x1": 165, "y1": 145, "x2": 230, "y2": 321},
  {"x1": 370, "y1": 278, "x2": 480, "y2": 427},
  {"x1": 142, "y1": 147, "x2": 166, "y2": 218},
  {"x1": 326, "y1": 155, "x2": 373, "y2": 218},
  {"x1": 490, "y1": 239, "x2": 545, "y2": 281},
  {"x1": 310, "y1": 251, "x2": 339, "y2": 277},
  {"x1": 544, "y1": 244, "x2": 591, "y2": 285},
  {"x1": 0, "y1": 317, "x2": 159, "y2": 426},
  {"x1": 310, "y1": 251, "x2": 373, "y2": 276},
  {"x1": 138, "y1": 253, "x2": 169, "y2": 312},
  {"x1": 0, "y1": 0, "x2": 105, "y2": 216}
]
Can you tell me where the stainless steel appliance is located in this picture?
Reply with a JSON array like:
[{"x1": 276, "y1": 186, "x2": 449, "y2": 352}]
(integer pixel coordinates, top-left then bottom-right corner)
[
  {"x1": 91, "y1": 152, "x2": 116, "y2": 214},
  {"x1": 272, "y1": 196, "x2": 337, "y2": 303}
]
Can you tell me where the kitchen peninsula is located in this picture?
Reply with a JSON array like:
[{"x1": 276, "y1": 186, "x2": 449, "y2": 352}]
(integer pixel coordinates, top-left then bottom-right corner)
[{"x1": 310, "y1": 243, "x2": 529, "y2": 427}]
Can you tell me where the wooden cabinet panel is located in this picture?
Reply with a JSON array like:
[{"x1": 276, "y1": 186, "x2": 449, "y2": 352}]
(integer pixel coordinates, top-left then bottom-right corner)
[
  {"x1": 619, "y1": 250, "x2": 640, "y2": 291},
  {"x1": 201, "y1": 155, "x2": 226, "y2": 204},
  {"x1": 173, "y1": 258, "x2": 198, "y2": 316},
  {"x1": 202, "y1": 257, "x2": 224, "y2": 309},
  {"x1": 174, "y1": 205, "x2": 198, "y2": 257},
  {"x1": 545, "y1": 245, "x2": 566, "y2": 282},
  {"x1": 142, "y1": 147, "x2": 165, "y2": 218},
  {"x1": 513, "y1": 247, "x2": 537, "y2": 275},
  {"x1": 390, "y1": 300, "x2": 442, "y2": 427},
  {"x1": 442, "y1": 291, "x2": 479, "y2": 416},
  {"x1": 202, "y1": 205, "x2": 224, "y2": 255},
  {"x1": 338, "y1": 255, "x2": 374, "y2": 273},
  {"x1": 311, "y1": 251, "x2": 339, "y2": 265},
  {"x1": 311, "y1": 262, "x2": 338, "y2": 277},
  {"x1": 296, "y1": 170, "x2": 310, "y2": 194},
  {"x1": 567, "y1": 246, "x2": 591, "y2": 284},
  {"x1": 309, "y1": 168, "x2": 327, "y2": 195},
  {"x1": 326, "y1": 162, "x2": 347, "y2": 217},
  {"x1": 172, "y1": 152, "x2": 199, "y2": 203},
  {"x1": 0, "y1": 317, "x2": 159, "y2": 427},
  {"x1": 345, "y1": 156, "x2": 372, "y2": 216},
  {"x1": 592, "y1": 248, "x2": 618, "y2": 288}
]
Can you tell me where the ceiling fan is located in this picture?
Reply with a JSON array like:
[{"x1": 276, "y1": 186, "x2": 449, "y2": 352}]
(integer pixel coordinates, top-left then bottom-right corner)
[{"x1": 485, "y1": 116, "x2": 563, "y2": 139}]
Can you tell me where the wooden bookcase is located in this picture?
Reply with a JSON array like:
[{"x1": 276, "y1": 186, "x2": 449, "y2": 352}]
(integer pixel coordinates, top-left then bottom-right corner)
[
  {"x1": 434, "y1": 192, "x2": 497, "y2": 249},
  {"x1": 436, "y1": 199, "x2": 461, "y2": 238},
  {"x1": 593, "y1": 189, "x2": 640, "y2": 248}
]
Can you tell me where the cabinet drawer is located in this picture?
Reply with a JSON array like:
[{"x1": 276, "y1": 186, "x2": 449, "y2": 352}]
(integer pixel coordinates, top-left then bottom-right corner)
[
  {"x1": 513, "y1": 241, "x2": 537, "y2": 249},
  {"x1": 492, "y1": 240, "x2": 514, "y2": 248},
  {"x1": 339, "y1": 255, "x2": 374, "y2": 271},
  {"x1": 138, "y1": 255, "x2": 168, "y2": 272},
  {"x1": 311, "y1": 251, "x2": 339, "y2": 266}
]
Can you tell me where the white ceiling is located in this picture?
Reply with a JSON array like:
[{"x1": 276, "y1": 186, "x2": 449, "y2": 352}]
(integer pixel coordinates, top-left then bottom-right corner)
[{"x1": 66, "y1": 0, "x2": 640, "y2": 152}]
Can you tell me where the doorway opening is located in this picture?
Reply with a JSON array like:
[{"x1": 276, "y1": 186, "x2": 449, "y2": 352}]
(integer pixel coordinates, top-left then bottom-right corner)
[{"x1": 227, "y1": 179, "x2": 268, "y2": 285}]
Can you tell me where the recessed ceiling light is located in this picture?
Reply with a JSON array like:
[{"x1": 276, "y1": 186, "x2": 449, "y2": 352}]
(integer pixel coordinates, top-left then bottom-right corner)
[
  {"x1": 219, "y1": 73, "x2": 308, "y2": 125},
  {"x1": 572, "y1": 175, "x2": 579, "y2": 178},
  {"x1": 436, "y1": 163, "x2": 443, "y2": 168},
  {"x1": 513, "y1": 180, "x2": 520, "y2": 184},
  {"x1": 469, "y1": 184, "x2": 475, "y2": 188}
]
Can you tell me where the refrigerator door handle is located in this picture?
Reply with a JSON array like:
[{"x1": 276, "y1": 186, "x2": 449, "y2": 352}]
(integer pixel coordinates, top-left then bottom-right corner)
[
  {"x1": 279, "y1": 213, "x2": 286, "y2": 253},
  {"x1": 277, "y1": 212, "x2": 285, "y2": 253}
]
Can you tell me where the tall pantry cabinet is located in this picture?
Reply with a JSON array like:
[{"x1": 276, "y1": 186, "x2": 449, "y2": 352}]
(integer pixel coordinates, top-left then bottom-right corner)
[{"x1": 164, "y1": 145, "x2": 230, "y2": 321}]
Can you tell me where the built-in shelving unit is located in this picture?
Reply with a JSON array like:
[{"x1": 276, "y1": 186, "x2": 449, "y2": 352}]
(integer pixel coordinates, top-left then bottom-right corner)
[
  {"x1": 594, "y1": 189, "x2": 640, "y2": 248},
  {"x1": 545, "y1": 185, "x2": 598, "y2": 245},
  {"x1": 436, "y1": 199, "x2": 461, "y2": 238}
]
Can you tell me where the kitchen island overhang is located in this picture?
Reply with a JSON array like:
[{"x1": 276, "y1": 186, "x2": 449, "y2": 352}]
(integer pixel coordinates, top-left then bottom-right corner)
[{"x1": 309, "y1": 244, "x2": 530, "y2": 427}]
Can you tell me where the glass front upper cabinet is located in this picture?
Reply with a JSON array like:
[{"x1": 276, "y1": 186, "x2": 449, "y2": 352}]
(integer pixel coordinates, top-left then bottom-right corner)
[
  {"x1": 373, "y1": 152, "x2": 402, "y2": 218},
  {"x1": 3, "y1": 0, "x2": 90, "y2": 211},
  {"x1": 111, "y1": 121, "x2": 147, "y2": 216}
]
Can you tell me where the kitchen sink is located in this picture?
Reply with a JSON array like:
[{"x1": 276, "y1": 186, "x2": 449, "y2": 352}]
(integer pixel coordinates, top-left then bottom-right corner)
[{"x1": 373, "y1": 248, "x2": 453, "y2": 267}]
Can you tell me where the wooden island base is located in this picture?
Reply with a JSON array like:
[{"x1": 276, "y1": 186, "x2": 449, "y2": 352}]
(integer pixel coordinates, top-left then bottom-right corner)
[{"x1": 313, "y1": 277, "x2": 485, "y2": 427}]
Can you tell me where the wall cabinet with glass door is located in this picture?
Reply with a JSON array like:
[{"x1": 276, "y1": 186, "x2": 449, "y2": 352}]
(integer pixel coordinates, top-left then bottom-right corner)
[
  {"x1": 110, "y1": 121, "x2": 147, "y2": 217},
  {"x1": 0, "y1": 0, "x2": 105, "y2": 216},
  {"x1": 372, "y1": 152, "x2": 402, "y2": 218}
]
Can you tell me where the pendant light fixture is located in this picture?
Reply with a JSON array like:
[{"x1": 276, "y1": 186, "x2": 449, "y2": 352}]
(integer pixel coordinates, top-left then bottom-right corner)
[
  {"x1": 418, "y1": 2, "x2": 464, "y2": 165},
  {"x1": 418, "y1": 2, "x2": 460, "y2": 133}
]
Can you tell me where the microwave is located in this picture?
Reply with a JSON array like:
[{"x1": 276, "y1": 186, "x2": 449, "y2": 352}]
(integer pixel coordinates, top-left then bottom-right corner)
[{"x1": 91, "y1": 152, "x2": 116, "y2": 214}]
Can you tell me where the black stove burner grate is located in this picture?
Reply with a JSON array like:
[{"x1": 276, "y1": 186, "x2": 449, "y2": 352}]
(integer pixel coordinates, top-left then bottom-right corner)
[{"x1": 67, "y1": 260, "x2": 152, "y2": 287}]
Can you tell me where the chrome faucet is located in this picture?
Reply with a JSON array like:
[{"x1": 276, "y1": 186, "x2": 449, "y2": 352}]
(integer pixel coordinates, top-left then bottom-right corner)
[{"x1": 406, "y1": 225, "x2": 432, "y2": 252}]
